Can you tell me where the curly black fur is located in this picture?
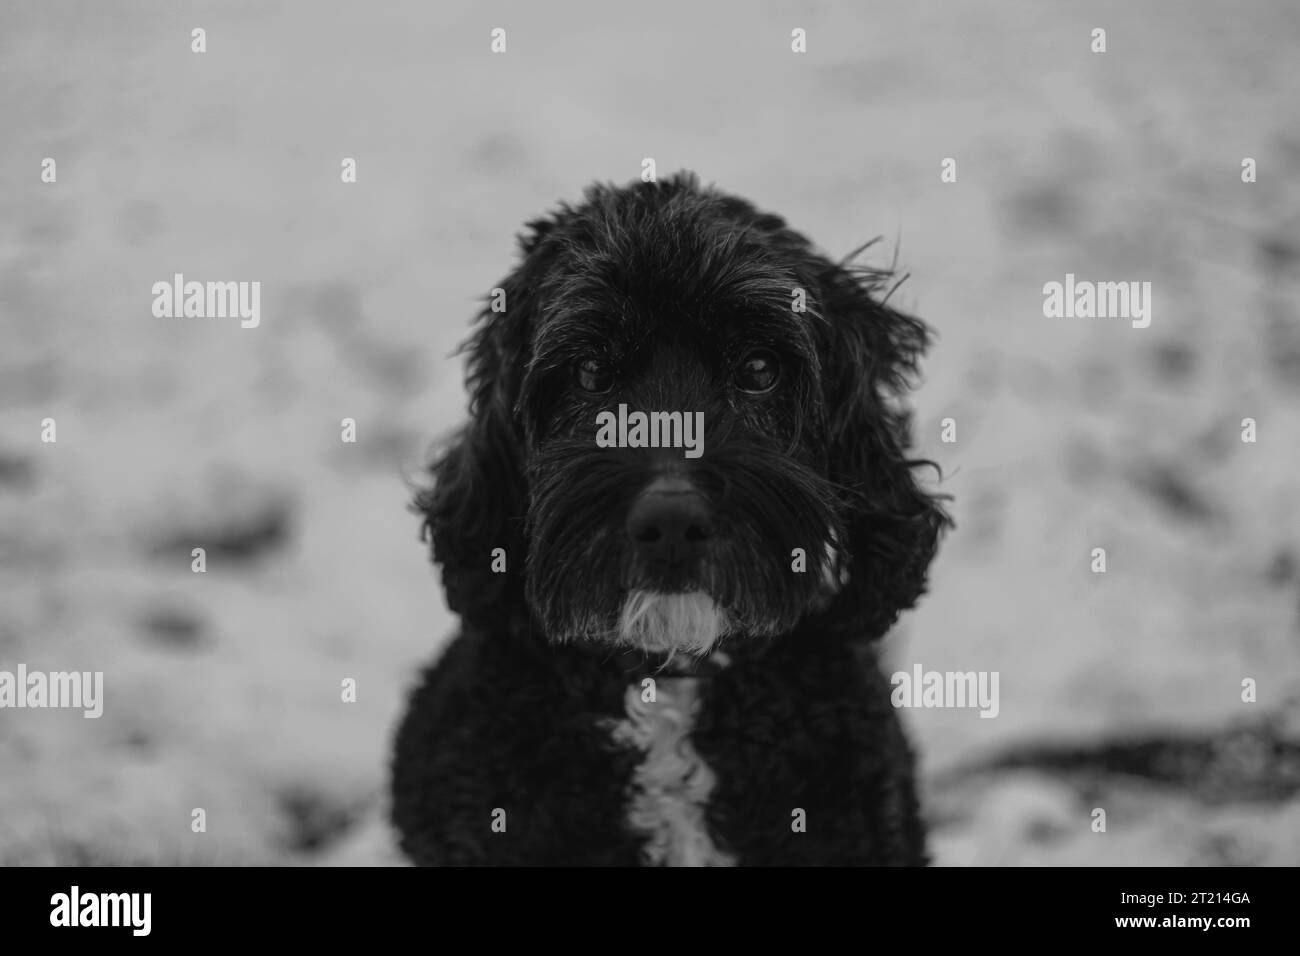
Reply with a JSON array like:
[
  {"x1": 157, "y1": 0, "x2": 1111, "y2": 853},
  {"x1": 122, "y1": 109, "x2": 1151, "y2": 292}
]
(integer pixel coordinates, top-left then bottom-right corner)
[{"x1": 392, "y1": 172, "x2": 950, "y2": 865}]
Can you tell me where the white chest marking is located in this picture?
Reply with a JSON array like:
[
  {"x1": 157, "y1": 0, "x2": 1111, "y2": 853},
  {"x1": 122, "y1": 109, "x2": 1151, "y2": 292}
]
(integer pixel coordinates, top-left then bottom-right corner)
[{"x1": 607, "y1": 676, "x2": 735, "y2": 867}]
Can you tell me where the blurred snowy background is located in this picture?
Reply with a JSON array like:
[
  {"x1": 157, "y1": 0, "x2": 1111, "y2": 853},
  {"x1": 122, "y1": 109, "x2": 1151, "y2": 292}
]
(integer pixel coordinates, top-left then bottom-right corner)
[{"x1": 1, "y1": 0, "x2": 1298, "y2": 865}]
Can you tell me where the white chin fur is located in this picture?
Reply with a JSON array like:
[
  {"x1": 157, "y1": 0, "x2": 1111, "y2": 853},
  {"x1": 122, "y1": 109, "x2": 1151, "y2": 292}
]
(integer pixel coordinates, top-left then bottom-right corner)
[{"x1": 618, "y1": 590, "x2": 729, "y2": 656}]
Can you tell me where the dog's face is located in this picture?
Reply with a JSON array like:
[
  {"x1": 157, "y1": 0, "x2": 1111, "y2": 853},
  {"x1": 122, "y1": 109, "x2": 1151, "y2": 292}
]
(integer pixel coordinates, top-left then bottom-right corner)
[
  {"x1": 521, "y1": 234, "x2": 840, "y2": 654},
  {"x1": 418, "y1": 174, "x2": 949, "y2": 655}
]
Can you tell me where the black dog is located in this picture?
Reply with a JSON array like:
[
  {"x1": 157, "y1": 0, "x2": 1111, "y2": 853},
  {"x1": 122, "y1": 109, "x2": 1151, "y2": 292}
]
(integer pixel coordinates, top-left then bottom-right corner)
[{"x1": 391, "y1": 173, "x2": 950, "y2": 865}]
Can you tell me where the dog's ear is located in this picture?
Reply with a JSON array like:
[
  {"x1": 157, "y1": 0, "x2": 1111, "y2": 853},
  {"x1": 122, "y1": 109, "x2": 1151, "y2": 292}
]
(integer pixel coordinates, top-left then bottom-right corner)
[
  {"x1": 414, "y1": 221, "x2": 559, "y2": 632},
  {"x1": 810, "y1": 250, "x2": 952, "y2": 639}
]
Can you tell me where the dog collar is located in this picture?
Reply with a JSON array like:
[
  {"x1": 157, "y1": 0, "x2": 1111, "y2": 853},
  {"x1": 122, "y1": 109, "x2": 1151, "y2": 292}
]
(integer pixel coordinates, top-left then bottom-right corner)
[
  {"x1": 598, "y1": 647, "x2": 734, "y2": 679},
  {"x1": 657, "y1": 649, "x2": 733, "y2": 678}
]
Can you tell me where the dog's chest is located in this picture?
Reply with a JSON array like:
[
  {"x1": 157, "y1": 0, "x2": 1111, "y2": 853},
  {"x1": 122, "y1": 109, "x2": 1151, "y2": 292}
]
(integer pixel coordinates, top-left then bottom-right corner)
[{"x1": 605, "y1": 674, "x2": 735, "y2": 867}]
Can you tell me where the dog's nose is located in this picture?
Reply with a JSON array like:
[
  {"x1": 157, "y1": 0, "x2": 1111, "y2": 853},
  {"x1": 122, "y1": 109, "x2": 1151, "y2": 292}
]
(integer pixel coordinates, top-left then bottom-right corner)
[{"x1": 626, "y1": 480, "x2": 714, "y2": 566}]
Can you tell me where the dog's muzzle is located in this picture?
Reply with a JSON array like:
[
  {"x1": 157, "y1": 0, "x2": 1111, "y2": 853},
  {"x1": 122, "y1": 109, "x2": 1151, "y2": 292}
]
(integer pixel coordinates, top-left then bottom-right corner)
[{"x1": 625, "y1": 476, "x2": 713, "y2": 590}]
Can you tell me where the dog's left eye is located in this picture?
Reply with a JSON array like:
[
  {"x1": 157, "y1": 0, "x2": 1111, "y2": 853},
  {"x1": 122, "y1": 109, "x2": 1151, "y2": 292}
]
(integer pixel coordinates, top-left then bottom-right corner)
[
  {"x1": 574, "y1": 357, "x2": 615, "y2": 395},
  {"x1": 735, "y1": 349, "x2": 780, "y2": 394}
]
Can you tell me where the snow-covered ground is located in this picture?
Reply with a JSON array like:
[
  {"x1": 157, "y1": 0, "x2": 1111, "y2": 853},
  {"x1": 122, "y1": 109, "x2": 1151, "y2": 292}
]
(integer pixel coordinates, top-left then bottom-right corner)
[{"x1": 1, "y1": 0, "x2": 1297, "y2": 865}]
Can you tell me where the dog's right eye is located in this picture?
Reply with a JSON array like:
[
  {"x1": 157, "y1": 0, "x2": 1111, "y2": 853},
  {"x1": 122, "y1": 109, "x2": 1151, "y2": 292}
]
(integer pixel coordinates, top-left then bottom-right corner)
[{"x1": 574, "y1": 358, "x2": 615, "y2": 395}]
